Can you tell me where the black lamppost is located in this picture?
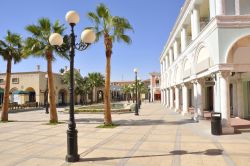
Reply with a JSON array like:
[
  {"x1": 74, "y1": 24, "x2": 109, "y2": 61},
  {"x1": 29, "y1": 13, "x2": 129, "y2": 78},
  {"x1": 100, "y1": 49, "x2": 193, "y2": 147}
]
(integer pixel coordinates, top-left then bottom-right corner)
[
  {"x1": 134, "y1": 68, "x2": 139, "y2": 115},
  {"x1": 45, "y1": 74, "x2": 49, "y2": 114},
  {"x1": 137, "y1": 78, "x2": 141, "y2": 109},
  {"x1": 49, "y1": 11, "x2": 96, "y2": 162}
]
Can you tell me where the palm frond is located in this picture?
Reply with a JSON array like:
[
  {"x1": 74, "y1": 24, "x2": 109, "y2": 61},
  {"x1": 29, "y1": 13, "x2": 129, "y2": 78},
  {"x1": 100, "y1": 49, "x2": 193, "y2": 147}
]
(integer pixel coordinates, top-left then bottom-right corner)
[
  {"x1": 26, "y1": 25, "x2": 42, "y2": 37},
  {"x1": 96, "y1": 3, "x2": 110, "y2": 19},
  {"x1": 117, "y1": 34, "x2": 132, "y2": 44},
  {"x1": 38, "y1": 18, "x2": 51, "y2": 32},
  {"x1": 52, "y1": 20, "x2": 65, "y2": 34},
  {"x1": 87, "y1": 12, "x2": 100, "y2": 24}
]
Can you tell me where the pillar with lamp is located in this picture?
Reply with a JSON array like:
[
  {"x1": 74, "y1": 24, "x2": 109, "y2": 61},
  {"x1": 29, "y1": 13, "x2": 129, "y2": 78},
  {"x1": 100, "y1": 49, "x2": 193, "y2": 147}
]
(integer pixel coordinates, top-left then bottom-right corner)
[
  {"x1": 49, "y1": 11, "x2": 96, "y2": 162},
  {"x1": 133, "y1": 68, "x2": 139, "y2": 115},
  {"x1": 45, "y1": 74, "x2": 49, "y2": 114}
]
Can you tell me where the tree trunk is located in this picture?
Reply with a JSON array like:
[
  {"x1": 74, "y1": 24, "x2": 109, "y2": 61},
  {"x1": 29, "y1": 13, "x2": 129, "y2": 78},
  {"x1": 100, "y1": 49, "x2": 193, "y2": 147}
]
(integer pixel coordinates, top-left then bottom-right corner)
[
  {"x1": 103, "y1": 33, "x2": 113, "y2": 125},
  {"x1": 47, "y1": 52, "x2": 58, "y2": 123},
  {"x1": 104, "y1": 55, "x2": 112, "y2": 125},
  {"x1": 1, "y1": 58, "x2": 12, "y2": 121}
]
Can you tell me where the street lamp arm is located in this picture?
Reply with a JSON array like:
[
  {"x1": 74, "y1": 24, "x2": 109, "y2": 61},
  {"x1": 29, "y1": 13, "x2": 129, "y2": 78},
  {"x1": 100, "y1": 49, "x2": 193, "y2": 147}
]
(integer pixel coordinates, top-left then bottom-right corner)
[
  {"x1": 75, "y1": 42, "x2": 90, "y2": 51},
  {"x1": 52, "y1": 36, "x2": 90, "y2": 52}
]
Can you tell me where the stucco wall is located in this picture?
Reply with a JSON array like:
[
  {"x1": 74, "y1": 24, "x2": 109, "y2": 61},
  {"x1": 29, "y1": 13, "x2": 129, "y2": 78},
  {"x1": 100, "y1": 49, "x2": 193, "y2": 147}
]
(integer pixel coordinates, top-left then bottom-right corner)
[{"x1": 218, "y1": 27, "x2": 250, "y2": 64}]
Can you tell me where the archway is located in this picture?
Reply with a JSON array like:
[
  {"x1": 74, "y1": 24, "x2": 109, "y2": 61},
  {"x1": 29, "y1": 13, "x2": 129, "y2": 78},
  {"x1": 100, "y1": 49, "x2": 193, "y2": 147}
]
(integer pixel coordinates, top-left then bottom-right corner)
[
  {"x1": 97, "y1": 90, "x2": 104, "y2": 103},
  {"x1": 176, "y1": 65, "x2": 182, "y2": 84},
  {"x1": 25, "y1": 87, "x2": 36, "y2": 102},
  {"x1": 58, "y1": 89, "x2": 67, "y2": 106},
  {"x1": 195, "y1": 44, "x2": 213, "y2": 73},
  {"x1": 183, "y1": 59, "x2": 191, "y2": 78},
  {"x1": 227, "y1": 35, "x2": 250, "y2": 64},
  {"x1": 227, "y1": 35, "x2": 250, "y2": 118},
  {"x1": 10, "y1": 87, "x2": 18, "y2": 103}
]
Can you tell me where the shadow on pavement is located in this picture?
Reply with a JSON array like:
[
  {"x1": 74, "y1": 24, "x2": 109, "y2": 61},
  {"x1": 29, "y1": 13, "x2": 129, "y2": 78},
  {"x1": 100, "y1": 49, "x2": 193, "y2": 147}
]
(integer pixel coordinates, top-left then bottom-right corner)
[
  {"x1": 79, "y1": 149, "x2": 223, "y2": 162},
  {"x1": 74, "y1": 118, "x2": 196, "y2": 126}
]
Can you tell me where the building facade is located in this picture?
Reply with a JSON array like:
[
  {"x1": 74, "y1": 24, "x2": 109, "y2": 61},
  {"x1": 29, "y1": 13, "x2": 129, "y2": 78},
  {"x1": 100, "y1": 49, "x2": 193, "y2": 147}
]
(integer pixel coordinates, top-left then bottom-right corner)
[
  {"x1": 160, "y1": 0, "x2": 250, "y2": 133},
  {"x1": 0, "y1": 71, "x2": 72, "y2": 106},
  {"x1": 149, "y1": 72, "x2": 161, "y2": 102}
]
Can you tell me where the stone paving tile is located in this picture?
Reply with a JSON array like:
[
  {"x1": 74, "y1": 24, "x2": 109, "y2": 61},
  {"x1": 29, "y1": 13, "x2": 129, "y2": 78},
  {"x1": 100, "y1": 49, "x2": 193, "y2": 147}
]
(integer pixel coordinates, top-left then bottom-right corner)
[
  {"x1": 0, "y1": 103, "x2": 250, "y2": 166},
  {"x1": 15, "y1": 157, "x2": 63, "y2": 166},
  {"x1": 125, "y1": 150, "x2": 173, "y2": 166}
]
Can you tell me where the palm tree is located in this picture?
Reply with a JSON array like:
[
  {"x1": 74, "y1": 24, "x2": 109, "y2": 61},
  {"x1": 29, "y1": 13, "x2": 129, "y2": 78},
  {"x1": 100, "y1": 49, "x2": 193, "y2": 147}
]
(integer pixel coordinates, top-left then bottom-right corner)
[
  {"x1": 87, "y1": 4, "x2": 133, "y2": 125},
  {"x1": 24, "y1": 18, "x2": 67, "y2": 123},
  {"x1": 62, "y1": 69, "x2": 90, "y2": 104},
  {"x1": 122, "y1": 85, "x2": 131, "y2": 102},
  {"x1": 87, "y1": 72, "x2": 105, "y2": 103},
  {"x1": 0, "y1": 31, "x2": 23, "y2": 121}
]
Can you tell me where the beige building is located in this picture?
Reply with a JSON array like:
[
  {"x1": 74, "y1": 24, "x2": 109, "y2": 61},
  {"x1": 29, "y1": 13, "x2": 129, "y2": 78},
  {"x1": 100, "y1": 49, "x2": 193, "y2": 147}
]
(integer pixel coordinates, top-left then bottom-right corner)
[
  {"x1": 149, "y1": 72, "x2": 161, "y2": 102},
  {"x1": 0, "y1": 70, "x2": 71, "y2": 106}
]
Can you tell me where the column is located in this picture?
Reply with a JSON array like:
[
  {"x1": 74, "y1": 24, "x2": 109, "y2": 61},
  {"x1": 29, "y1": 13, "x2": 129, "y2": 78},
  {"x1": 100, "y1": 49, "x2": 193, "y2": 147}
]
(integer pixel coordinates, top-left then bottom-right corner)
[
  {"x1": 218, "y1": 72, "x2": 230, "y2": 126},
  {"x1": 235, "y1": 0, "x2": 240, "y2": 15},
  {"x1": 197, "y1": 79, "x2": 205, "y2": 118},
  {"x1": 209, "y1": 0, "x2": 216, "y2": 19},
  {"x1": 182, "y1": 83, "x2": 188, "y2": 115},
  {"x1": 160, "y1": 63, "x2": 163, "y2": 77},
  {"x1": 163, "y1": 89, "x2": 166, "y2": 105},
  {"x1": 165, "y1": 56, "x2": 169, "y2": 69},
  {"x1": 181, "y1": 26, "x2": 187, "y2": 52},
  {"x1": 232, "y1": 82, "x2": 238, "y2": 117},
  {"x1": 169, "y1": 49, "x2": 173, "y2": 65},
  {"x1": 216, "y1": 0, "x2": 225, "y2": 15},
  {"x1": 166, "y1": 89, "x2": 169, "y2": 107},
  {"x1": 236, "y1": 76, "x2": 243, "y2": 118},
  {"x1": 150, "y1": 89, "x2": 154, "y2": 102},
  {"x1": 173, "y1": 40, "x2": 179, "y2": 60},
  {"x1": 193, "y1": 81, "x2": 199, "y2": 121},
  {"x1": 175, "y1": 86, "x2": 180, "y2": 112},
  {"x1": 170, "y1": 88, "x2": 174, "y2": 109},
  {"x1": 161, "y1": 90, "x2": 163, "y2": 104},
  {"x1": 191, "y1": 5, "x2": 200, "y2": 40}
]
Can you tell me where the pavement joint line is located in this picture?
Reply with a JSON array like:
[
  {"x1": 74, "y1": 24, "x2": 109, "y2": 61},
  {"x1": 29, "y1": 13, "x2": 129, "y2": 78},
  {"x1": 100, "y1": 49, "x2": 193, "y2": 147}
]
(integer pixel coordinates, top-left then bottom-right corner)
[
  {"x1": 117, "y1": 113, "x2": 167, "y2": 166},
  {"x1": 60, "y1": 126, "x2": 131, "y2": 166},
  {"x1": 183, "y1": 118, "x2": 237, "y2": 166},
  {"x1": 171, "y1": 126, "x2": 181, "y2": 166}
]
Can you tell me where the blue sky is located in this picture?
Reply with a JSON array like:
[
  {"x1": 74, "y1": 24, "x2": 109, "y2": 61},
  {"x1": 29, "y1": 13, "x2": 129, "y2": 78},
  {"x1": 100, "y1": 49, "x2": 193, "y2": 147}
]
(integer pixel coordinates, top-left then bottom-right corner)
[{"x1": 0, "y1": 0, "x2": 184, "y2": 81}]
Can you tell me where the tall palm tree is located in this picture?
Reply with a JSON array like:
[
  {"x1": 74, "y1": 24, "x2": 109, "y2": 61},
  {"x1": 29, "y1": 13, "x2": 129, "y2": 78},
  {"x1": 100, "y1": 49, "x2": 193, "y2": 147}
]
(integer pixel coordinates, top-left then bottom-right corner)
[
  {"x1": 87, "y1": 72, "x2": 104, "y2": 103},
  {"x1": 0, "y1": 31, "x2": 23, "y2": 121},
  {"x1": 87, "y1": 4, "x2": 133, "y2": 125},
  {"x1": 24, "y1": 18, "x2": 67, "y2": 123}
]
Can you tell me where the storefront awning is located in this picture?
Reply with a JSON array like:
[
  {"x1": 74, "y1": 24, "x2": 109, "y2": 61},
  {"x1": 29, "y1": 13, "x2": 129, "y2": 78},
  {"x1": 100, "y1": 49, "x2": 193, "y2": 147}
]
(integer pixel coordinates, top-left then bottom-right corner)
[{"x1": 12, "y1": 90, "x2": 29, "y2": 95}]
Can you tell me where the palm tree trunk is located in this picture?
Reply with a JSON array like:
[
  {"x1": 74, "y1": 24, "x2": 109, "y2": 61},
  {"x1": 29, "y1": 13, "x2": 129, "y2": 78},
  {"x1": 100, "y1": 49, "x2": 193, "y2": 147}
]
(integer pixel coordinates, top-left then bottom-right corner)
[
  {"x1": 1, "y1": 58, "x2": 12, "y2": 121},
  {"x1": 104, "y1": 53, "x2": 112, "y2": 125},
  {"x1": 47, "y1": 52, "x2": 58, "y2": 123}
]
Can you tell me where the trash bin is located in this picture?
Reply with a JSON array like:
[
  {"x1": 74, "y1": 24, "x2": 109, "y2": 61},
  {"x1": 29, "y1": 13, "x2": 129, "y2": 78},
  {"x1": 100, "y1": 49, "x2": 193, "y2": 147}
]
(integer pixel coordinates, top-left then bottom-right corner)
[{"x1": 211, "y1": 112, "x2": 222, "y2": 135}]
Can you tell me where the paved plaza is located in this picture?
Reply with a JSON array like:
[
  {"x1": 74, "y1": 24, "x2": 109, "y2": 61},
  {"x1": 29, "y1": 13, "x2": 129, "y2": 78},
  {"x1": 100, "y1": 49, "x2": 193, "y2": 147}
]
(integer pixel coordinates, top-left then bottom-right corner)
[{"x1": 0, "y1": 103, "x2": 250, "y2": 166}]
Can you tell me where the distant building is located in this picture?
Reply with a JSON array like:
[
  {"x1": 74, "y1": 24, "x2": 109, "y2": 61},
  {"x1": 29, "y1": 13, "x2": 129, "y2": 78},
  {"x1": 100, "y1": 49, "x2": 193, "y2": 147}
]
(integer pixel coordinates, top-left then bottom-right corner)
[
  {"x1": 149, "y1": 72, "x2": 161, "y2": 102},
  {"x1": 0, "y1": 66, "x2": 81, "y2": 106}
]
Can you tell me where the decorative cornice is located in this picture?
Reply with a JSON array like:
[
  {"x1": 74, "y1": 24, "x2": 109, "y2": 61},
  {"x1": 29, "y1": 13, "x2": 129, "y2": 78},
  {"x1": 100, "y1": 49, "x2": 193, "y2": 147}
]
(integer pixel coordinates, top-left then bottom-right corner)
[{"x1": 216, "y1": 15, "x2": 250, "y2": 28}]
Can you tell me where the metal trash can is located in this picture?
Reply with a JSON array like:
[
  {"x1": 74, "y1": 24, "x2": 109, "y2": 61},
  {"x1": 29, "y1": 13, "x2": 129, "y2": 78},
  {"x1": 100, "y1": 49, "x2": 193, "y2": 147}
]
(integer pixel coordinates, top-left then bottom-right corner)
[{"x1": 211, "y1": 112, "x2": 222, "y2": 135}]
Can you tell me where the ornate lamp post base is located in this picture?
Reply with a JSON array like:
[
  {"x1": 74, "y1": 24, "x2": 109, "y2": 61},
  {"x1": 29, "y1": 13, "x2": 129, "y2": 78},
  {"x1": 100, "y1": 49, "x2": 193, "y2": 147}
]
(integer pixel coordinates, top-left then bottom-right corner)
[{"x1": 66, "y1": 129, "x2": 80, "y2": 162}]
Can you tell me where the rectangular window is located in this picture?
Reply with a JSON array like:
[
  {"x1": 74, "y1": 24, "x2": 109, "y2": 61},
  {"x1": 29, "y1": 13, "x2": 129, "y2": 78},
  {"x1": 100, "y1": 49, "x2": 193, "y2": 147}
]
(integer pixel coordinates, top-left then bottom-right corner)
[
  {"x1": 240, "y1": 0, "x2": 250, "y2": 15},
  {"x1": 12, "y1": 78, "x2": 19, "y2": 84}
]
